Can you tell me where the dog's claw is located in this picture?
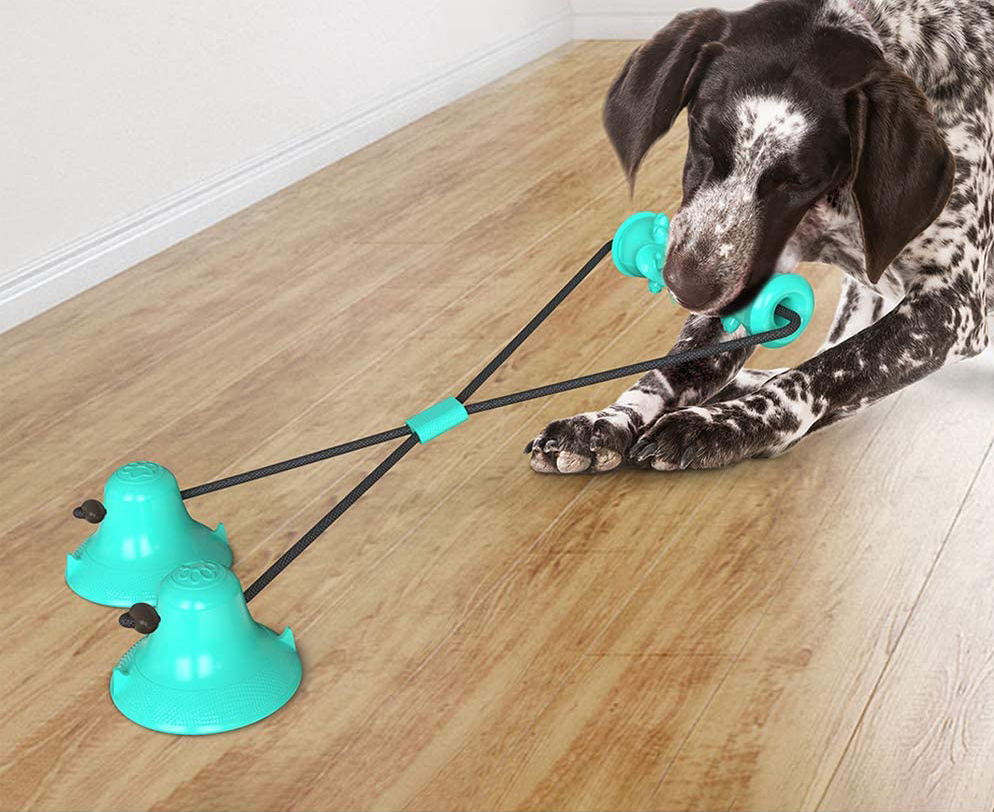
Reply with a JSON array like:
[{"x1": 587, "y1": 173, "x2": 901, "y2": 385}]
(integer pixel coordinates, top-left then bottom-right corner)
[
  {"x1": 680, "y1": 445, "x2": 702, "y2": 470},
  {"x1": 634, "y1": 441, "x2": 658, "y2": 462}
]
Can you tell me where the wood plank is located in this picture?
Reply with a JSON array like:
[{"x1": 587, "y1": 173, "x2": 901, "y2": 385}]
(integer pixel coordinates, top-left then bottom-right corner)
[
  {"x1": 0, "y1": 135, "x2": 634, "y2": 623},
  {"x1": 643, "y1": 354, "x2": 994, "y2": 811},
  {"x1": 820, "y1": 422, "x2": 994, "y2": 811}
]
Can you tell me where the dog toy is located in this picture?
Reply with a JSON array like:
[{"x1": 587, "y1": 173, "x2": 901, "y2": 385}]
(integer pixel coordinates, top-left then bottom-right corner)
[
  {"x1": 611, "y1": 211, "x2": 815, "y2": 348},
  {"x1": 64, "y1": 216, "x2": 813, "y2": 735},
  {"x1": 109, "y1": 560, "x2": 302, "y2": 735},
  {"x1": 66, "y1": 462, "x2": 231, "y2": 607}
]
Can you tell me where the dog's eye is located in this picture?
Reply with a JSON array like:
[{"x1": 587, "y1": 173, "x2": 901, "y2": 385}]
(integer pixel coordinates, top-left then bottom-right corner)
[{"x1": 759, "y1": 167, "x2": 816, "y2": 197}]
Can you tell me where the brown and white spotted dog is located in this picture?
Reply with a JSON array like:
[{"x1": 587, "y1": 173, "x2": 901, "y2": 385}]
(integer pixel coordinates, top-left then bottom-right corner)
[{"x1": 527, "y1": 0, "x2": 993, "y2": 474}]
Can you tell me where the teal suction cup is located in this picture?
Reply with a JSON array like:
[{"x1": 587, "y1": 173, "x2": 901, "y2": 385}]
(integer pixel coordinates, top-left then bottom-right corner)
[
  {"x1": 110, "y1": 560, "x2": 302, "y2": 735},
  {"x1": 611, "y1": 211, "x2": 670, "y2": 294},
  {"x1": 66, "y1": 462, "x2": 232, "y2": 607}
]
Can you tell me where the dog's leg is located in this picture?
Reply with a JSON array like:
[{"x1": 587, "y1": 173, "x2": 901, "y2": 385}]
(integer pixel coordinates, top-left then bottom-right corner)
[
  {"x1": 708, "y1": 274, "x2": 892, "y2": 402},
  {"x1": 527, "y1": 313, "x2": 753, "y2": 473},
  {"x1": 708, "y1": 367, "x2": 787, "y2": 401},
  {"x1": 818, "y1": 276, "x2": 893, "y2": 350},
  {"x1": 631, "y1": 278, "x2": 989, "y2": 470}
]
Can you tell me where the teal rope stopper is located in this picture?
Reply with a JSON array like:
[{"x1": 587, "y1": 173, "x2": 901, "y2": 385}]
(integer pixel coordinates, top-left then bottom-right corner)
[
  {"x1": 406, "y1": 397, "x2": 469, "y2": 442},
  {"x1": 611, "y1": 211, "x2": 814, "y2": 348}
]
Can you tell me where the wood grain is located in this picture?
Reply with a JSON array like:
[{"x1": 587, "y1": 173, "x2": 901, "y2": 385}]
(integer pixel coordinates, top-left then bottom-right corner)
[{"x1": 1, "y1": 41, "x2": 991, "y2": 811}]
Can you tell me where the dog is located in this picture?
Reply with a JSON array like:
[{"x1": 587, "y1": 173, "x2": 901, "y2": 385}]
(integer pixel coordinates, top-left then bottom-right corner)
[{"x1": 528, "y1": 0, "x2": 993, "y2": 474}]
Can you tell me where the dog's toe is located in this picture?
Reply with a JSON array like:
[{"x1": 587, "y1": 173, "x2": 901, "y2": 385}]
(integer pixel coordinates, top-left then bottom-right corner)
[{"x1": 556, "y1": 451, "x2": 591, "y2": 474}]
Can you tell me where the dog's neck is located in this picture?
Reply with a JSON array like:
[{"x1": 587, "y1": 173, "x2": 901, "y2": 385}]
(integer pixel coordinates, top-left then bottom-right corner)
[
  {"x1": 819, "y1": 0, "x2": 884, "y2": 50},
  {"x1": 845, "y1": 0, "x2": 866, "y2": 18}
]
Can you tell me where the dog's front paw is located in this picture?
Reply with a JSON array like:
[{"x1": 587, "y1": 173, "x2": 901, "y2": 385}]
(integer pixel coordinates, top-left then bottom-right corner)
[
  {"x1": 630, "y1": 401, "x2": 785, "y2": 471},
  {"x1": 526, "y1": 411, "x2": 634, "y2": 474}
]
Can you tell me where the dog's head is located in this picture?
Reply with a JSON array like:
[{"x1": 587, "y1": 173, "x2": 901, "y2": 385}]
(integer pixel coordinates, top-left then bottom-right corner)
[{"x1": 604, "y1": 0, "x2": 955, "y2": 313}]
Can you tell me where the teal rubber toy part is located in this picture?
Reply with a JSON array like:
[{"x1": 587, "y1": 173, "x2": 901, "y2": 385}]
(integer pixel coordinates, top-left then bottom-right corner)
[
  {"x1": 110, "y1": 560, "x2": 302, "y2": 735},
  {"x1": 612, "y1": 210, "x2": 814, "y2": 347},
  {"x1": 406, "y1": 396, "x2": 469, "y2": 442},
  {"x1": 65, "y1": 462, "x2": 232, "y2": 607},
  {"x1": 719, "y1": 273, "x2": 815, "y2": 348},
  {"x1": 611, "y1": 211, "x2": 670, "y2": 294}
]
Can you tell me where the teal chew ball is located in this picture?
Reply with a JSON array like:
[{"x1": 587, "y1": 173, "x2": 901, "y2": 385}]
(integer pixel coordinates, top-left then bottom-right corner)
[
  {"x1": 110, "y1": 560, "x2": 302, "y2": 735},
  {"x1": 65, "y1": 462, "x2": 232, "y2": 607},
  {"x1": 611, "y1": 211, "x2": 814, "y2": 348}
]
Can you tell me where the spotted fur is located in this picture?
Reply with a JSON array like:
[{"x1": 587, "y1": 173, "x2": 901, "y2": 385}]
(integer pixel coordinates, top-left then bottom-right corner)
[{"x1": 528, "y1": 0, "x2": 992, "y2": 475}]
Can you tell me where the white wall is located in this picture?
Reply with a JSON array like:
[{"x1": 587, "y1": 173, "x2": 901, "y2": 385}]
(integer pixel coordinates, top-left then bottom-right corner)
[
  {"x1": 573, "y1": 0, "x2": 753, "y2": 39},
  {"x1": 1, "y1": 0, "x2": 750, "y2": 332},
  {"x1": 0, "y1": 1, "x2": 571, "y2": 331}
]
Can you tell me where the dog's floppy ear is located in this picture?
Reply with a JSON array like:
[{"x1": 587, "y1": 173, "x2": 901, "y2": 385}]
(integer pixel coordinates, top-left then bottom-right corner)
[
  {"x1": 845, "y1": 64, "x2": 955, "y2": 283},
  {"x1": 603, "y1": 9, "x2": 729, "y2": 186}
]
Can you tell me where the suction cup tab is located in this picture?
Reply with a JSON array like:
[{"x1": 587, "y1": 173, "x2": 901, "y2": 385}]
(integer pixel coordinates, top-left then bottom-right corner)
[
  {"x1": 611, "y1": 212, "x2": 670, "y2": 294},
  {"x1": 65, "y1": 462, "x2": 232, "y2": 607},
  {"x1": 110, "y1": 560, "x2": 302, "y2": 735}
]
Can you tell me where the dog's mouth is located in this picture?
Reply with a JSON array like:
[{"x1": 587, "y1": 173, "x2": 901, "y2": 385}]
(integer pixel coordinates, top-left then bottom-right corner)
[
  {"x1": 669, "y1": 277, "x2": 757, "y2": 317},
  {"x1": 716, "y1": 275, "x2": 771, "y2": 317}
]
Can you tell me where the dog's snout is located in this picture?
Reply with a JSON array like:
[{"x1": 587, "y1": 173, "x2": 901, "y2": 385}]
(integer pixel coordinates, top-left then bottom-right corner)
[{"x1": 664, "y1": 254, "x2": 721, "y2": 310}]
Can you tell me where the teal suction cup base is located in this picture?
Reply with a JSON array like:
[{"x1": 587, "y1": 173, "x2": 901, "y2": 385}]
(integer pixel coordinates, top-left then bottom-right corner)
[
  {"x1": 110, "y1": 627, "x2": 301, "y2": 735},
  {"x1": 109, "y1": 561, "x2": 301, "y2": 735},
  {"x1": 66, "y1": 523, "x2": 230, "y2": 608}
]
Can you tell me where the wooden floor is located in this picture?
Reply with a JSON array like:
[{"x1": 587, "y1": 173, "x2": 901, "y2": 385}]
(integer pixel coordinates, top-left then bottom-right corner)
[{"x1": 2, "y1": 41, "x2": 993, "y2": 811}]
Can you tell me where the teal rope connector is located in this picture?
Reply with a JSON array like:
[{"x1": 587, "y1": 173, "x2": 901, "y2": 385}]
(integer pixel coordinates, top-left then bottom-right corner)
[
  {"x1": 611, "y1": 210, "x2": 815, "y2": 347},
  {"x1": 406, "y1": 397, "x2": 469, "y2": 443}
]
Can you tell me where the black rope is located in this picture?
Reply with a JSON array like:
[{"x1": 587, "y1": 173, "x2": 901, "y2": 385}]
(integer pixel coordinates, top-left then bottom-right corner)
[
  {"x1": 242, "y1": 435, "x2": 420, "y2": 602},
  {"x1": 118, "y1": 238, "x2": 804, "y2": 626},
  {"x1": 236, "y1": 242, "x2": 616, "y2": 603},
  {"x1": 454, "y1": 240, "x2": 613, "y2": 403},
  {"x1": 464, "y1": 305, "x2": 798, "y2": 412},
  {"x1": 180, "y1": 426, "x2": 411, "y2": 499}
]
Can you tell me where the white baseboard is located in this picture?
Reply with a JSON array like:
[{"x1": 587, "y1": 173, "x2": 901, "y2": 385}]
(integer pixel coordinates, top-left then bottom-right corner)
[{"x1": 0, "y1": 11, "x2": 572, "y2": 334}]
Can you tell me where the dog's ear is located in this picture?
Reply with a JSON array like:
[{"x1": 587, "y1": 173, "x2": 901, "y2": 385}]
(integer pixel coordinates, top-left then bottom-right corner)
[
  {"x1": 845, "y1": 63, "x2": 955, "y2": 283},
  {"x1": 603, "y1": 9, "x2": 729, "y2": 186}
]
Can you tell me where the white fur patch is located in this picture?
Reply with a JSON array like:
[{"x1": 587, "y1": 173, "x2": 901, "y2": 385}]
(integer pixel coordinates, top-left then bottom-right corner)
[
  {"x1": 616, "y1": 386, "x2": 668, "y2": 416},
  {"x1": 735, "y1": 96, "x2": 811, "y2": 156}
]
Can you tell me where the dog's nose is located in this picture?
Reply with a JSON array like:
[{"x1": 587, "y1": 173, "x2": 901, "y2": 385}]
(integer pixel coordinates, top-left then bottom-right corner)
[{"x1": 663, "y1": 255, "x2": 721, "y2": 310}]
